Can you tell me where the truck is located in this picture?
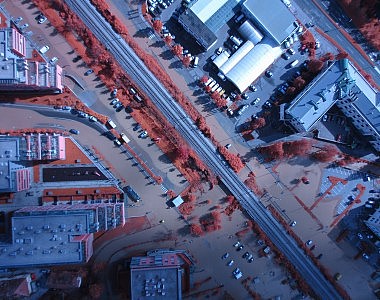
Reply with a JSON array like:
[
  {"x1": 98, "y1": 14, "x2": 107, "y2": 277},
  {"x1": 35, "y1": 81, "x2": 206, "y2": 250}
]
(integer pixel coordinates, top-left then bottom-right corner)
[
  {"x1": 230, "y1": 35, "x2": 242, "y2": 47},
  {"x1": 125, "y1": 185, "x2": 141, "y2": 202},
  {"x1": 211, "y1": 83, "x2": 219, "y2": 92},
  {"x1": 107, "y1": 119, "x2": 117, "y2": 129},
  {"x1": 120, "y1": 133, "x2": 130, "y2": 144}
]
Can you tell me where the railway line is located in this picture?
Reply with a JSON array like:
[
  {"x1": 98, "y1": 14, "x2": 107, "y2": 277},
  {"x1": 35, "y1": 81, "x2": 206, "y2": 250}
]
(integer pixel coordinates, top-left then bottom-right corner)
[{"x1": 65, "y1": 1, "x2": 342, "y2": 298}]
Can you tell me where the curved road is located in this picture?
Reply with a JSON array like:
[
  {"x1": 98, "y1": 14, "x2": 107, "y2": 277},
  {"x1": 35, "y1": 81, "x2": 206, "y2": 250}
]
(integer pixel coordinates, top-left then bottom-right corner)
[{"x1": 65, "y1": 1, "x2": 342, "y2": 298}]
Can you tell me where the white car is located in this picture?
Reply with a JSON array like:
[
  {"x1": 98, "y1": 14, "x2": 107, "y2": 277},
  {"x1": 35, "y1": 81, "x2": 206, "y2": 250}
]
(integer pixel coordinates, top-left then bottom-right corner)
[
  {"x1": 227, "y1": 260, "x2": 234, "y2": 266},
  {"x1": 39, "y1": 45, "x2": 50, "y2": 54},
  {"x1": 290, "y1": 221, "x2": 297, "y2": 227},
  {"x1": 221, "y1": 252, "x2": 229, "y2": 259},
  {"x1": 139, "y1": 131, "x2": 148, "y2": 138},
  {"x1": 233, "y1": 268, "x2": 243, "y2": 279},
  {"x1": 49, "y1": 57, "x2": 58, "y2": 64},
  {"x1": 251, "y1": 97, "x2": 260, "y2": 105},
  {"x1": 233, "y1": 241, "x2": 241, "y2": 247},
  {"x1": 306, "y1": 240, "x2": 313, "y2": 246}
]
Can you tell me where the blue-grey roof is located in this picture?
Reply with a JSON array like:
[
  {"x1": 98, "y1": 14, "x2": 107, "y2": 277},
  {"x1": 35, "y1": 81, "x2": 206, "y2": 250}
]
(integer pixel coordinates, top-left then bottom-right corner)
[
  {"x1": 242, "y1": 0, "x2": 296, "y2": 44},
  {"x1": 286, "y1": 59, "x2": 380, "y2": 150}
]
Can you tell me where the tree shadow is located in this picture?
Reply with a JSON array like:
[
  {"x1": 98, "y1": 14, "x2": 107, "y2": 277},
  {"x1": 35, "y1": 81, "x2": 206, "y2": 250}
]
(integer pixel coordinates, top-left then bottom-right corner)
[
  {"x1": 133, "y1": 27, "x2": 151, "y2": 38},
  {"x1": 177, "y1": 225, "x2": 190, "y2": 237},
  {"x1": 159, "y1": 49, "x2": 174, "y2": 61},
  {"x1": 49, "y1": 28, "x2": 59, "y2": 37},
  {"x1": 168, "y1": 60, "x2": 183, "y2": 69},
  {"x1": 95, "y1": 83, "x2": 106, "y2": 88},
  {"x1": 150, "y1": 40, "x2": 165, "y2": 48}
]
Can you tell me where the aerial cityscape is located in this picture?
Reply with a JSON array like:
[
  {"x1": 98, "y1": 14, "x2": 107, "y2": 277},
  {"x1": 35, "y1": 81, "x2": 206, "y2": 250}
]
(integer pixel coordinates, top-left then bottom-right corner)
[{"x1": 0, "y1": 0, "x2": 379, "y2": 299}]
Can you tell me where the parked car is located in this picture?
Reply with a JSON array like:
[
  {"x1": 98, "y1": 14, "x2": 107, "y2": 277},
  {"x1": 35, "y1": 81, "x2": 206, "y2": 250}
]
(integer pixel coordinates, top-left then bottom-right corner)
[
  {"x1": 39, "y1": 45, "x2": 50, "y2": 54},
  {"x1": 242, "y1": 93, "x2": 249, "y2": 100},
  {"x1": 233, "y1": 268, "x2": 243, "y2": 279},
  {"x1": 290, "y1": 221, "x2": 297, "y2": 227},
  {"x1": 110, "y1": 98, "x2": 119, "y2": 105},
  {"x1": 49, "y1": 57, "x2": 58, "y2": 64},
  {"x1": 249, "y1": 85, "x2": 257, "y2": 92},
  {"x1": 225, "y1": 143, "x2": 232, "y2": 149},
  {"x1": 14, "y1": 17, "x2": 23, "y2": 24},
  {"x1": 237, "y1": 244, "x2": 244, "y2": 251},
  {"x1": 248, "y1": 256, "x2": 254, "y2": 263},
  {"x1": 221, "y1": 252, "x2": 229, "y2": 259},
  {"x1": 306, "y1": 240, "x2": 313, "y2": 246},
  {"x1": 84, "y1": 69, "x2": 94, "y2": 76},
  {"x1": 69, "y1": 129, "x2": 79, "y2": 135},
  {"x1": 139, "y1": 131, "x2": 148, "y2": 138},
  {"x1": 288, "y1": 48, "x2": 296, "y2": 55},
  {"x1": 242, "y1": 252, "x2": 250, "y2": 259},
  {"x1": 265, "y1": 70, "x2": 273, "y2": 78},
  {"x1": 251, "y1": 97, "x2": 260, "y2": 105},
  {"x1": 233, "y1": 241, "x2": 241, "y2": 247},
  {"x1": 133, "y1": 124, "x2": 141, "y2": 131},
  {"x1": 37, "y1": 14, "x2": 47, "y2": 24},
  {"x1": 227, "y1": 260, "x2": 234, "y2": 266},
  {"x1": 282, "y1": 53, "x2": 290, "y2": 60}
]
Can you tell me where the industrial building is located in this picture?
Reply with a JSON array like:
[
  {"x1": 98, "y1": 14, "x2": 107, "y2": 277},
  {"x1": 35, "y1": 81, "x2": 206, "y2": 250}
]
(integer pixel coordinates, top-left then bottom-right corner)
[
  {"x1": 0, "y1": 27, "x2": 63, "y2": 94},
  {"x1": 178, "y1": 0, "x2": 244, "y2": 50},
  {"x1": 178, "y1": 0, "x2": 298, "y2": 92},
  {"x1": 0, "y1": 202, "x2": 125, "y2": 268},
  {"x1": 281, "y1": 59, "x2": 380, "y2": 152}
]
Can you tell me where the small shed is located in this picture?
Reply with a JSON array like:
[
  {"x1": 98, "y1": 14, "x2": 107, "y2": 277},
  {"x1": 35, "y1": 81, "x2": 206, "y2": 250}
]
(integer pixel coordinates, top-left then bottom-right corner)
[{"x1": 172, "y1": 195, "x2": 184, "y2": 207}]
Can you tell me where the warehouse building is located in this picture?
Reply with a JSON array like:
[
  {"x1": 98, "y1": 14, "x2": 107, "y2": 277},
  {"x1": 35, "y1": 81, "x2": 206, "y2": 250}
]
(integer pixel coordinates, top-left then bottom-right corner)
[
  {"x1": 282, "y1": 59, "x2": 380, "y2": 152},
  {"x1": 178, "y1": 0, "x2": 244, "y2": 50}
]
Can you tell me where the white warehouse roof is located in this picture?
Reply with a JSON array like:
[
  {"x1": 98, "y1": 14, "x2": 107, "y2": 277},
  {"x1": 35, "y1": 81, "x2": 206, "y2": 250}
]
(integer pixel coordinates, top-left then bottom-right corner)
[
  {"x1": 191, "y1": 0, "x2": 229, "y2": 23},
  {"x1": 238, "y1": 20, "x2": 264, "y2": 45},
  {"x1": 225, "y1": 39, "x2": 282, "y2": 92},
  {"x1": 213, "y1": 51, "x2": 230, "y2": 69},
  {"x1": 220, "y1": 40, "x2": 255, "y2": 75}
]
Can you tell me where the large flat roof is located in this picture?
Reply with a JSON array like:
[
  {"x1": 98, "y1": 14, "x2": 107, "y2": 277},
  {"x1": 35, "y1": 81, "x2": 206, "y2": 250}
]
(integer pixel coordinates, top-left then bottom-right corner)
[
  {"x1": 242, "y1": 0, "x2": 296, "y2": 44},
  {"x1": 191, "y1": 0, "x2": 229, "y2": 23}
]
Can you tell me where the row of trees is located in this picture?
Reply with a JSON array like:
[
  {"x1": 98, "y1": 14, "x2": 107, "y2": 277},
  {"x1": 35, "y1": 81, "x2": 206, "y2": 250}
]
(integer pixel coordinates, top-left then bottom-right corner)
[
  {"x1": 338, "y1": 0, "x2": 380, "y2": 50},
  {"x1": 258, "y1": 139, "x2": 315, "y2": 162}
]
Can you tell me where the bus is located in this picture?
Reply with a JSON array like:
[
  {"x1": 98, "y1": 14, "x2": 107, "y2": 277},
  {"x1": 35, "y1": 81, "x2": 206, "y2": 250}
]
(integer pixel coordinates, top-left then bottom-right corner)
[{"x1": 120, "y1": 133, "x2": 130, "y2": 143}]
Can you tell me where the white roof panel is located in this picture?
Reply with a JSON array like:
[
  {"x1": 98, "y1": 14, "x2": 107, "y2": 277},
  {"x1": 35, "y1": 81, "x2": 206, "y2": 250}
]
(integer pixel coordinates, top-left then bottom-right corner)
[
  {"x1": 226, "y1": 40, "x2": 282, "y2": 92},
  {"x1": 213, "y1": 51, "x2": 230, "y2": 69},
  {"x1": 220, "y1": 40, "x2": 254, "y2": 75},
  {"x1": 191, "y1": 0, "x2": 229, "y2": 23}
]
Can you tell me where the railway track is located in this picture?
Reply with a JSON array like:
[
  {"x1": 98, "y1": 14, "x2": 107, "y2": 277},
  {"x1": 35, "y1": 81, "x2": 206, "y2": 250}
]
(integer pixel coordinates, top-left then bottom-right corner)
[{"x1": 65, "y1": 1, "x2": 342, "y2": 298}]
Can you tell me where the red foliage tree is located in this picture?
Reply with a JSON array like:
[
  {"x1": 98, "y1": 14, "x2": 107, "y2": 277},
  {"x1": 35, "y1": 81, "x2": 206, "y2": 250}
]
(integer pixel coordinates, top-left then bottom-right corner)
[
  {"x1": 164, "y1": 35, "x2": 172, "y2": 45},
  {"x1": 172, "y1": 44, "x2": 183, "y2": 56},
  {"x1": 312, "y1": 144, "x2": 340, "y2": 163},
  {"x1": 283, "y1": 139, "x2": 314, "y2": 157},
  {"x1": 152, "y1": 20, "x2": 163, "y2": 32},
  {"x1": 308, "y1": 59, "x2": 324, "y2": 73},
  {"x1": 199, "y1": 75, "x2": 208, "y2": 85},
  {"x1": 190, "y1": 223, "x2": 204, "y2": 236},
  {"x1": 250, "y1": 117, "x2": 266, "y2": 130},
  {"x1": 335, "y1": 51, "x2": 348, "y2": 60},
  {"x1": 204, "y1": 85, "x2": 211, "y2": 93},
  {"x1": 182, "y1": 56, "x2": 191, "y2": 68},
  {"x1": 292, "y1": 77, "x2": 306, "y2": 90},
  {"x1": 320, "y1": 52, "x2": 335, "y2": 62},
  {"x1": 176, "y1": 145, "x2": 191, "y2": 160},
  {"x1": 211, "y1": 91, "x2": 227, "y2": 108},
  {"x1": 258, "y1": 142, "x2": 284, "y2": 162}
]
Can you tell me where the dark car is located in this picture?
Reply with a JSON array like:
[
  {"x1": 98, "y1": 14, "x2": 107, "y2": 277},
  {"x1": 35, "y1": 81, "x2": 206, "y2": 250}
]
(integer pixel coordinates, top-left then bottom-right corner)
[
  {"x1": 242, "y1": 252, "x2": 250, "y2": 259},
  {"x1": 69, "y1": 129, "x2": 79, "y2": 135},
  {"x1": 237, "y1": 245, "x2": 244, "y2": 251},
  {"x1": 265, "y1": 70, "x2": 273, "y2": 78},
  {"x1": 125, "y1": 106, "x2": 133, "y2": 113},
  {"x1": 73, "y1": 55, "x2": 82, "y2": 63},
  {"x1": 133, "y1": 124, "x2": 141, "y2": 131},
  {"x1": 282, "y1": 53, "x2": 290, "y2": 60}
]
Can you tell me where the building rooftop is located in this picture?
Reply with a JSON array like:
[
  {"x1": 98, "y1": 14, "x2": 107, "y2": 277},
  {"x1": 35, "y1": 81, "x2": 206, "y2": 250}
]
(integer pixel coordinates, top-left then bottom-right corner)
[
  {"x1": 0, "y1": 28, "x2": 63, "y2": 93},
  {"x1": 242, "y1": 0, "x2": 296, "y2": 44},
  {"x1": 130, "y1": 253, "x2": 182, "y2": 299},
  {"x1": 285, "y1": 59, "x2": 380, "y2": 136},
  {"x1": 0, "y1": 203, "x2": 125, "y2": 268}
]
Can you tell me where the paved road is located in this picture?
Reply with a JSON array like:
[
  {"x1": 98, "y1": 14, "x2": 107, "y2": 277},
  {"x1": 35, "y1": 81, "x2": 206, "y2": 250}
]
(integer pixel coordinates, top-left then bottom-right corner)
[
  {"x1": 295, "y1": 0, "x2": 380, "y2": 86},
  {"x1": 64, "y1": 0, "x2": 342, "y2": 298}
]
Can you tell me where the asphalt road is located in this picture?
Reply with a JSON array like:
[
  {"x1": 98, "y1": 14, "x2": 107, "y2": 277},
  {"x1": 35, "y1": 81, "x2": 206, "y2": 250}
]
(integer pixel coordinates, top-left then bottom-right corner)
[
  {"x1": 295, "y1": 0, "x2": 380, "y2": 86},
  {"x1": 64, "y1": 0, "x2": 342, "y2": 298}
]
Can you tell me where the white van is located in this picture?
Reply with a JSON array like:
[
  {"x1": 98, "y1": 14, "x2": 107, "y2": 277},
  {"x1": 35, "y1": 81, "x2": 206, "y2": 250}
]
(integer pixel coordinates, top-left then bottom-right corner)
[
  {"x1": 192, "y1": 56, "x2": 199, "y2": 67},
  {"x1": 290, "y1": 59, "x2": 299, "y2": 68},
  {"x1": 107, "y1": 119, "x2": 117, "y2": 129},
  {"x1": 211, "y1": 83, "x2": 219, "y2": 92}
]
